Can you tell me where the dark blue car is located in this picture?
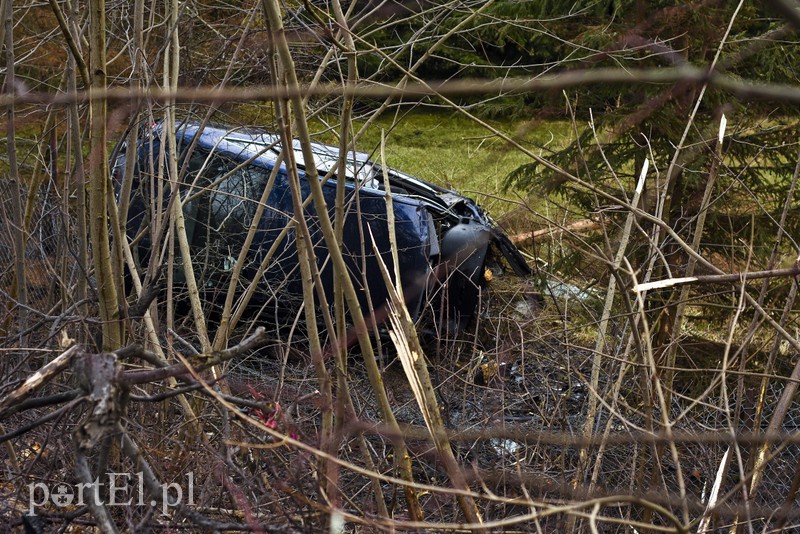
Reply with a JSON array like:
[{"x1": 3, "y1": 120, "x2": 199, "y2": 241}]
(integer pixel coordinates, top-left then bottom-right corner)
[{"x1": 115, "y1": 120, "x2": 530, "y2": 336}]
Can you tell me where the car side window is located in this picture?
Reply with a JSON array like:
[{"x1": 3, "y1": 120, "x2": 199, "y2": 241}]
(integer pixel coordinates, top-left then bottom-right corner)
[
  {"x1": 182, "y1": 150, "x2": 269, "y2": 275},
  {"x1": 209, "y1": 164, "x2": 265, "y2": 235}
]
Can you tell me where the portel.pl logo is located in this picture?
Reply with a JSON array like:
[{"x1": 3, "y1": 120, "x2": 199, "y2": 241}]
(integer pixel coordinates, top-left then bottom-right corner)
[{"x1": 27, "y1": 472, "x2": 195, "y2": 516}]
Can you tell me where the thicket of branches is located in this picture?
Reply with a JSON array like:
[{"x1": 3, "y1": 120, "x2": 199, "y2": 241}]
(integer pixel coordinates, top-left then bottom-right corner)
[{"x1": 4, "y1": 0, "x2": 800, "y2": 532}]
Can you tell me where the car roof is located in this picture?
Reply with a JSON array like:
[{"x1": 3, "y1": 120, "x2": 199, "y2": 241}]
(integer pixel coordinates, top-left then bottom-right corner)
[
  {"x1": 166, "y1": 120, "x2": 465, "y2": 215},
  {"x1": 175, "y1": 121, "x2": 376, "y2": 183}
]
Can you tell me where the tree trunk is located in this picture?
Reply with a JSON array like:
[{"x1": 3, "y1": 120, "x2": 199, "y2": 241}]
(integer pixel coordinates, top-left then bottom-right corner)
[{"x1": 88, "y1": 0, "x2": 123, "y2": 350}]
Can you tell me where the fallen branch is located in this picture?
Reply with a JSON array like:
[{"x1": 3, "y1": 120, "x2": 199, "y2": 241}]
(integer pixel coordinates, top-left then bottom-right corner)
[
  {"x1": 121, "y1": 327, "x2": 268, "y2": 385},
  {"x1": 633, "y1": 263, "x2": 800, "y2": 292},
  {"x1": 0, "y1": 344, "x2": 82, "y2": 418}
]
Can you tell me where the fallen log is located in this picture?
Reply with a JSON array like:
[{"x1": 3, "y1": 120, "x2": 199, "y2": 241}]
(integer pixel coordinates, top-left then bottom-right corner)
[{"x1": 510, "y1": 218, "x2": 600, "y2": 246}]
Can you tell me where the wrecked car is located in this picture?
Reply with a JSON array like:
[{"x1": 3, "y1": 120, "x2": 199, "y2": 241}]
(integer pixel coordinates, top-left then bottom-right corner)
[{"x1": 115, "y1": 120, "x2": 530, "y2": 336}]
